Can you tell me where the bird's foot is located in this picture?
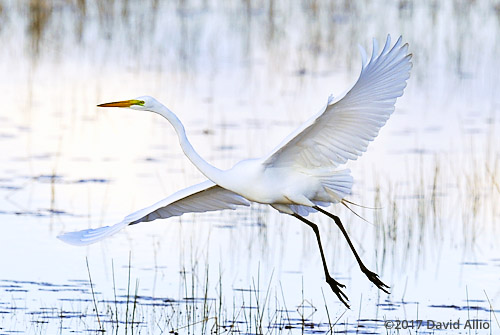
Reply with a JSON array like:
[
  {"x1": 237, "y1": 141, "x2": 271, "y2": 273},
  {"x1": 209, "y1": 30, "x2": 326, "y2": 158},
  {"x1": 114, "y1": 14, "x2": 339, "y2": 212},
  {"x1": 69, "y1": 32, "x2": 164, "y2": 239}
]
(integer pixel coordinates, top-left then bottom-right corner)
[
  {"x1": 362, "y1": 267, "x2": 390, "y2": 294},
  {"x1": 326, "y1": 276, "x2": 350, "y2": 309}
]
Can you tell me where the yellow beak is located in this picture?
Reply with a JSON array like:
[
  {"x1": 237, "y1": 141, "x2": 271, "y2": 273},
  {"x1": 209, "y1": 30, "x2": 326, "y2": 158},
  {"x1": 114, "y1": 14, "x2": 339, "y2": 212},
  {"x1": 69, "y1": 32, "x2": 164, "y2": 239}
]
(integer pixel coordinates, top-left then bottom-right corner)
[{"x1": 97, "y1": 99, "x2": 144, "y2": 108}]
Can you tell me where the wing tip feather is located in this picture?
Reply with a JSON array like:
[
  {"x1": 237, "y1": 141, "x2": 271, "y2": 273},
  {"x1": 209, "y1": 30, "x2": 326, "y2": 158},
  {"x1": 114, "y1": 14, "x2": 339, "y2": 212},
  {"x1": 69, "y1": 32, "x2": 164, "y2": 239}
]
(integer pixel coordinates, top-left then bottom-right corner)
[
  {"x1": 358, "y1": 44, "x2": 368, "y2": 68},
  {"x1": 58, "y1": 221, "x2": 129, "y2": 246},
  {"x1": 370, "y1": 38, "x2": 379, "y2": 62},
  {"x1": 57, "y1": 229, "x2": 99, "y2": 246}
]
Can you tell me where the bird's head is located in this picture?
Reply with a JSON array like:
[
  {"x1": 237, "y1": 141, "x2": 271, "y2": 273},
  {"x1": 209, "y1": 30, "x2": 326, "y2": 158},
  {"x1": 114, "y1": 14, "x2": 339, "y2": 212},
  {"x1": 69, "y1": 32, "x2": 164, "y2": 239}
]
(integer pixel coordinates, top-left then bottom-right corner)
[{"x1": 97, "y1": 95, "x2": 160, "y2": 111}]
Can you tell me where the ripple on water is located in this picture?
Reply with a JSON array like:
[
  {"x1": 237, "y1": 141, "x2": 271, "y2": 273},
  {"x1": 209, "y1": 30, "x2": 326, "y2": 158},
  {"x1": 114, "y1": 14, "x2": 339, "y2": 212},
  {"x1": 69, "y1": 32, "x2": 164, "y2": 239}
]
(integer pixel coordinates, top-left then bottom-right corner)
[{"x1": 29, "y1": 175, "x2": 111, "y2": 184}]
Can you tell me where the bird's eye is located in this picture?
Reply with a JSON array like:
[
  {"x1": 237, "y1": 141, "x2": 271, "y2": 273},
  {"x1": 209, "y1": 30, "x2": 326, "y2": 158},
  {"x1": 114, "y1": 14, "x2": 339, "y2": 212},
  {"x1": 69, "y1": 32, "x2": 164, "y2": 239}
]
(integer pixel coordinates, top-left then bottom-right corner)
[{"x1": 138, "y1": 100, "x2": 145, "y2": 105}]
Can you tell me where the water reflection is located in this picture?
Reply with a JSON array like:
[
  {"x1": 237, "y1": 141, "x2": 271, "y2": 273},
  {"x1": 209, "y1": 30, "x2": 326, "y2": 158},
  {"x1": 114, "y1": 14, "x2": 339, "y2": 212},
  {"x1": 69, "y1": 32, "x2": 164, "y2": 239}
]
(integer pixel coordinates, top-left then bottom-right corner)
[
  {"x1": 12, "y1": 0, "x2": 499, "y2": 89},
  {"x1": 27, "y1": 0, "x2": 52, "y2": 59}
]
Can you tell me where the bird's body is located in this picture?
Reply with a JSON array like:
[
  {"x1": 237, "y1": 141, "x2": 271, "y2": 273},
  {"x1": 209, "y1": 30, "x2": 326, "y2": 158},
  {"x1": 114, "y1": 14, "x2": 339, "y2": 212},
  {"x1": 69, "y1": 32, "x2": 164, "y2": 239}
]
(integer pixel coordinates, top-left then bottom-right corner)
[
  {"x1": 59, "y1": 35, "x2": 412, "y2": 308},
  {"x1": 218, "y1": 159, "x2": 346, "y2": 207}
]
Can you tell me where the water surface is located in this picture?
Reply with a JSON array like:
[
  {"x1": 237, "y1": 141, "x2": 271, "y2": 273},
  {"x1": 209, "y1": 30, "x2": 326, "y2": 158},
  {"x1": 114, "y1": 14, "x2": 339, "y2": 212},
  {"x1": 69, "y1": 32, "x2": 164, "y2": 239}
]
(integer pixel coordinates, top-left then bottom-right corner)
[{"x1": 1, "y1": 0, "x2": 499, "y2": 333}]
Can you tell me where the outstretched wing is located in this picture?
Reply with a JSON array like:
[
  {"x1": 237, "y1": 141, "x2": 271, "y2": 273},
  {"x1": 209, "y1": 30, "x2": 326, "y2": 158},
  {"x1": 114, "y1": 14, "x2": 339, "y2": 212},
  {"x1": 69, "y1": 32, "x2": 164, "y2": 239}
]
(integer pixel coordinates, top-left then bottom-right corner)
[
  {"x1": 57, "y1": 180, "x2": 250, "y2": 246},
  {"x1": 263, "y1": 35, "x2": 412, "y2": 170}
]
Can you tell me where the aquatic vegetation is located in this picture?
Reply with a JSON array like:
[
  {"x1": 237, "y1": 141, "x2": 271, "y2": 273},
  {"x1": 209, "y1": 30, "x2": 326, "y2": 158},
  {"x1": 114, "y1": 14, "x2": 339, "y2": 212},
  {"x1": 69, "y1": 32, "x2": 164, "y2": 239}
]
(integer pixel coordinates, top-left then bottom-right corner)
[{"x1": 0, "y1": 0, "x2": 499, "y2": 333}]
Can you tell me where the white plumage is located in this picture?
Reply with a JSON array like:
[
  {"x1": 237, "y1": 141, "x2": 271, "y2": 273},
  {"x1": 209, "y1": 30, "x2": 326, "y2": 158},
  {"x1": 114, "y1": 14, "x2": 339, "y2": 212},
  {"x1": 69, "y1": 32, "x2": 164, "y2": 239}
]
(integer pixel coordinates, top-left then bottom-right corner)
[
  {"x1": 59, "y1": 35, "x2": 411, "y2": 308},
  {"x1": 263, "y1": 36, "x2": 411, "y2": 170},
  {"x1": 58, "y1": 35, "x2": 411, "y2": 247},
  {"x1": 58, "y1": 181, "x2": 250, "y2": 246}
]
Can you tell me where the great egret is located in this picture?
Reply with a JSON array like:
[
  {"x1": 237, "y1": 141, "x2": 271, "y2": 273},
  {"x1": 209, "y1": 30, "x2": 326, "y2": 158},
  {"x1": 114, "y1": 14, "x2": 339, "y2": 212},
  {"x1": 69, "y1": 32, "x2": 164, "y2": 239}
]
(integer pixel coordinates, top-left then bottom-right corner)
[{"x1": 59, "y1": 35, "x2": 412, "y2": 308}]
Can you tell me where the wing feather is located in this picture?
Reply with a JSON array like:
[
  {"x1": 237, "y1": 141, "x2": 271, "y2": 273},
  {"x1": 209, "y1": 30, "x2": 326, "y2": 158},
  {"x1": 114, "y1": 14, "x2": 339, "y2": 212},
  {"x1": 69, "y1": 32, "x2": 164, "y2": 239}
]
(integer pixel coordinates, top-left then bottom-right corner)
[
  {"x1": 263, "y1": 35, "x2": 412, "y2": 170},
  {"x1": 57, "y1": 180, "x2": 250, "y2": 246}
]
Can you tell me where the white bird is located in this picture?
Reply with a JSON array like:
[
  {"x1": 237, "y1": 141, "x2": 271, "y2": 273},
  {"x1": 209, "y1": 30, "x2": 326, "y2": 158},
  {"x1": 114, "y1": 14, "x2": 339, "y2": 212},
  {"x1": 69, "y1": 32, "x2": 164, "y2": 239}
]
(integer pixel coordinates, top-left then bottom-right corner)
[{"x1": 59, "y1": 35, "x2": 412, "y2": 308}]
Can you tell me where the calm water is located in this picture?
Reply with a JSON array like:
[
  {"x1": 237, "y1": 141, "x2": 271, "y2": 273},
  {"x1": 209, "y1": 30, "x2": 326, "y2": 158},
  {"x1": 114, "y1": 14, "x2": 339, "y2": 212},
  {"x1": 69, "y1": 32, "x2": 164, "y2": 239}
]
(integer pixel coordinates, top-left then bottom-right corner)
[{"x1": 1, "y1": 0, "x2": 499, "y2": 334}]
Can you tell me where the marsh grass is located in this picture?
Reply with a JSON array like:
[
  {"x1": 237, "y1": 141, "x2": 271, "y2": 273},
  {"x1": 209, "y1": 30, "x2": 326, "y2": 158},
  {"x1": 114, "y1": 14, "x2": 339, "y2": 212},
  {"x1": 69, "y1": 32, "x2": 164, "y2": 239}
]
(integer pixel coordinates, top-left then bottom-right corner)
[
  {"x1": 72, "y1": 258, "x2": 345, "y2": 334},
  {"x1": 3, "y1": 145, "x2": 499, "y2": 334},
  {"x1": 1, "y1": 0, "x2": 499, "y2": 334},
  {"x1": 2, "y1": 144, "x2": 499, "y2": 333},
  {"x1": 85, "y1": 257, "x2": 103, "y2": 331},
  {"x1": 368, "y1": 138, "x2": 500, "y2": 265}
]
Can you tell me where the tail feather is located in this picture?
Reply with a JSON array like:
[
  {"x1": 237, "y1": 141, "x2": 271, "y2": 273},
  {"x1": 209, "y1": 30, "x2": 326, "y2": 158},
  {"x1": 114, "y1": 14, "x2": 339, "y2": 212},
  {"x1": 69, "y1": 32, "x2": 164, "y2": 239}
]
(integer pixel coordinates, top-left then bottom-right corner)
[{"x1": 319, "y1": 169, "x2": 353, "y2": 203}]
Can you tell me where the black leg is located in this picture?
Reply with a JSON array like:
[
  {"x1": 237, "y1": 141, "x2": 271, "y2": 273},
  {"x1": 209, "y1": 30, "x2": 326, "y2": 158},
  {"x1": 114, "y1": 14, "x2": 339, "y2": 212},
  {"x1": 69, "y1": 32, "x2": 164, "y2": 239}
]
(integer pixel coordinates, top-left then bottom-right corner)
[
  {"x1": 292, "y1": 213, "x2": 350, "y2": 308},
  {"x1": 313, "y1": 206, "x2": 390, "y2": 294}
]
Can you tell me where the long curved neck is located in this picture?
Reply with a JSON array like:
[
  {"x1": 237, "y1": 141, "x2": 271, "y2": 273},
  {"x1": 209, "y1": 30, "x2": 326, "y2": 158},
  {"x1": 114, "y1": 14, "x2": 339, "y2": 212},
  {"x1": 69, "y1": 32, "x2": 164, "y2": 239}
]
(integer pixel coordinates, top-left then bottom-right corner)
[{"x1": 153, "y1": 104, "x2": 225, "y2": 185}]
